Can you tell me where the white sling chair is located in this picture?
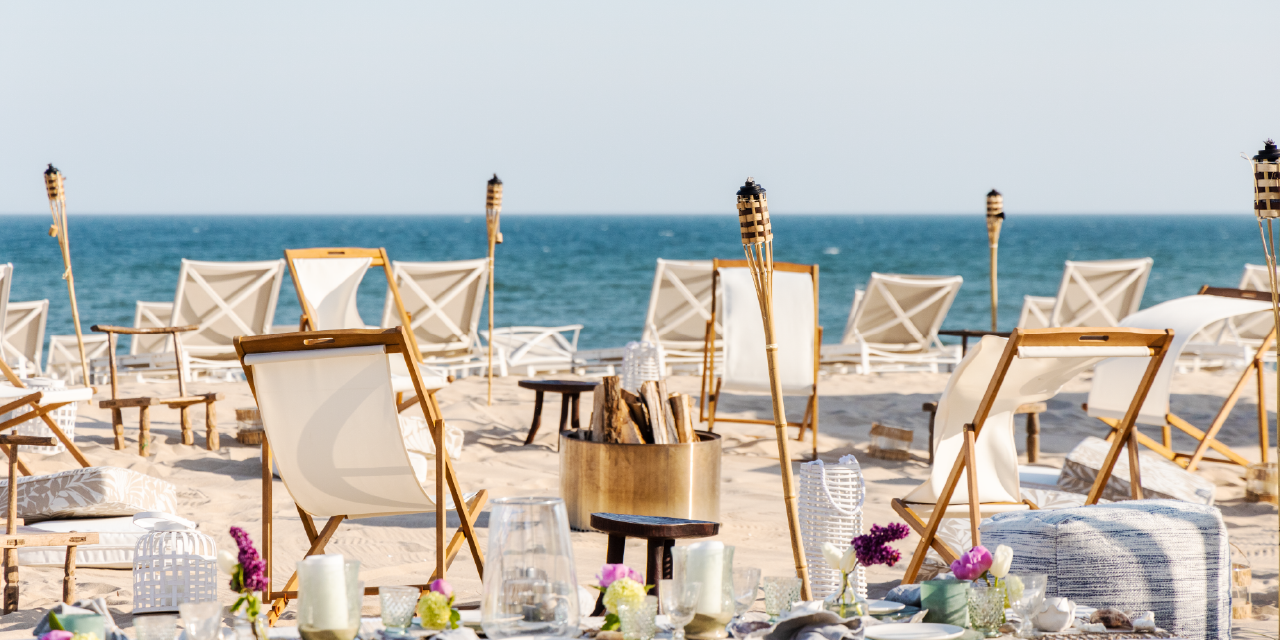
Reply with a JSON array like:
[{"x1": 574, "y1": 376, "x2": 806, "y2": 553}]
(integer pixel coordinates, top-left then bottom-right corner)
[
  {"x1": 3, "y1": 300, "x2": 49, "y2": 378},
  {"x1": 821, "y1": 273, "x2": 963, "y2": 374},
  {"x1": 236, "y1": 328, "x2": 486, "y2": 624},
  {"x1": 641, "y1": 259, "x2": 722, "y2": 373},
  {"x1": 1183, "y1": 265, "x2": 1279, "y2": 370},
  {"x1": 380, "y1": 258, "x2": 489, "y2": 375},
  {"x1": 1088, "y1": 288, "x2": 1274, "y2": 472},
  {"x1": 46, "y1": 334, "x2": 110, "y2": 385},
  {"x1": 896, "y1": 328, "x2": 1172, "y2": 583},
  {"x1": 700, "y1": 260, "x2": 821, "y2": 459},
  {"x1": 483, "y1": 325, "x2": 584, "y2": 377},
  {"x1": 1018, "y1": 258, "x2": 1153, "y2": 329}
]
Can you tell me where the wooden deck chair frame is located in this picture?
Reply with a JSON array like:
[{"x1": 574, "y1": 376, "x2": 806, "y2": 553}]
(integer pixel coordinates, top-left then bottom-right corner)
[
  {"x1": 234, "y1": 328, "x2": 487, "y2": 625},
  {"x1": 0, "y1": 359, "x2": 93, "y2": 475},
  {"x1": 3, "y1": 300, "x2": 49, "y2": 378},
  {"x1": 895, "y1": 327, "x2": 1173, "y2": 584},
  {"x1": 1092, "y1": 286, "x2": 1272, "y2": 472},
  {"x1": 381, "y1": 258, "x2": 489, "y2": 364},
  {"x1": 0, "y1": 265, "x2": 10, "y2": 350},
  {"x1": 699, "y1": 259, "x2": 822, "y2": 460}
]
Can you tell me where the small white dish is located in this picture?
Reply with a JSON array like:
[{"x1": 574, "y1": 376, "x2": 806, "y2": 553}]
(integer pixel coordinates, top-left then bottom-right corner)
[
  {"x1": 867, "y1": 599, "x2": 907, "y2": 615},
  {"x1": 864, "y1": 623, "x2": 965, "y2": 640}
]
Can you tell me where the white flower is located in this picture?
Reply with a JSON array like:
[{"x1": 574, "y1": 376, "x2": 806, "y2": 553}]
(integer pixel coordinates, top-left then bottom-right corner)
[
  {"x1": 217, "y1": 550, "x2": 238, "y2": 575},
  {"x1": 822, "y1": 542, "x2": 857, "y2": 574},
  {"x1": 990, "y1": 545, "x2": 1013, "y2": 579}
]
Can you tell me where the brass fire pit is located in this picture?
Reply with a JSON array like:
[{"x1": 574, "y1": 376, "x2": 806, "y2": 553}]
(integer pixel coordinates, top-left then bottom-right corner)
[{"x1": 559, "y1": 430, "x2": 721, "y2": 531}]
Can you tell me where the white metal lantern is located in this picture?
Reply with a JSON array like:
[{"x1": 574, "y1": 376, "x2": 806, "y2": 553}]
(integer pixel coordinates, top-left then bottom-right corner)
[
  {"x1": 132, "y1": 512, "x2": 218, "y2": 613},
  {"x1": 797, "y1": 454, "x2": 866, "y2": 598},
  {"x1": 620, "y1": 341, "x2": 666, "y2": 392}
]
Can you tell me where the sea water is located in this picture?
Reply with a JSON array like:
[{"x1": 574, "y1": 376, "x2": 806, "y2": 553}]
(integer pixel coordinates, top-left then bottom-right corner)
[{"x1": 0, "y1": 213, "x2": 1263, "y2": 351}]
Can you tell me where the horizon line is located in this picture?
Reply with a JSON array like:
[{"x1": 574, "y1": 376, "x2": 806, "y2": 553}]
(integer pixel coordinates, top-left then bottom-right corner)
[{"x1": 0, "y1": 210, "x2": 1252, "y2": 217}]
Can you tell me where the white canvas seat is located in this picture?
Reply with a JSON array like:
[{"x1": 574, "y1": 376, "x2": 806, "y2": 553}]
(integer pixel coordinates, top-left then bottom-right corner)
[
  {"x1": 1017, "y1": 258, "x2": 1153, "y2": 329},
  {"x1": 700, "y1": 260, "x2": 821, "y2": 459},
  {"x1": 0, "y1": 367, "x2": 94, "y2": 474},
  {"x1": 641, "y1": 259, "x2": 722, "y2": 373},
  {"x1": 3, "y1": 300, "x2": 49, "y2": 378},
  {"x1": 483, "y1": 325, "x2": 583, "y2": 377},
  {"x1": 236, "y1": 328, "x2": 487, "y2": 623},
  {"x1": 381, "y1": 258, "x2": 490, "y2": 376},
  {"x1": 821, "y1": 273, "x2": 963, "y2": 374},
  {"x1": 46, "y1": 334, "x2": 110, "y2": 385}
]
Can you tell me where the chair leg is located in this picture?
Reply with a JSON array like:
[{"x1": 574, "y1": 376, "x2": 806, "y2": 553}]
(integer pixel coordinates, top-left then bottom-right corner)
[
  {"x1": 645, "y1": 537, "x2": 674, "y2": 601},
  {"x1": 3, "y1": 547, "x2": 16, "y2": 614},
  {"x1": 180, "y1": 405, "x2": 194, "y2": 446},
  {"x1": 558, "y1": 394, "x2": 571, "y2": 433},
  {"x1": 593, "y1": 534, "x2": 628, "y2": 615},
  {"x1": 205, "y1": 399, "x2": 220, "y2": 450},
  {"x1": 432, "y1": 491, "x2": 490, "y2": 581},
  {"x1": 111, "y1": 408, "x2": 125, "y2": 450},
  {"x1": 707, "y1": 379, "x2": 722, "y2": 432},
  {"x1": 891, "y1": 498, "x2": 960, "y2": 584},
  {"x1": 139, "y1": 406, "x2": 151, "y2": 456},
  {"x1": 63, "y1": 544, "x2": 77, "y2": 603},
  {"x1": 809, "y1": 393, "x2": 819, "y2": 461}
]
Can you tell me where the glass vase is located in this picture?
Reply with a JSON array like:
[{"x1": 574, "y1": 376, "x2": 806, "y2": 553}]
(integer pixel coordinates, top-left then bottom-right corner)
[
  {"x1": 297, "y1": 556, "x2": 363, "y2": 640},
  {"x1": 233, "y1": 608, "x2": 268, "y2": 640},
  {"x1": 672, "y1": 543, "x2": 735, "y2": 640},
  {"x1": 618, "y1": 597, "x2": 659, "y2": 640},
  {"x1": 967, "y1": 581, "x2": 1006, "y2": 637},
  {"x1": 481, "y1": 497, "x2": 580, "y2": 639},
  {"x1": 822, "y1": 576, "x2": 867, "y2": 618}
]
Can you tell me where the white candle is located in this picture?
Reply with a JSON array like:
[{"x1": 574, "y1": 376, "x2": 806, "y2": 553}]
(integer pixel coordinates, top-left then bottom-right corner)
[
  {"x1": 299, "y1": 554, "x2": 349, "y2": 630},
  {"x1": 685, "y1": 541, "x2": 724, "y2": 615}
]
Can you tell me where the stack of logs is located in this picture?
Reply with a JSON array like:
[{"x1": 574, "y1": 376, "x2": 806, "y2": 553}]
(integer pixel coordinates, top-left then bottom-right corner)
[{"x1": 588, "y1": 376, "x2": 698, "y2": 444}]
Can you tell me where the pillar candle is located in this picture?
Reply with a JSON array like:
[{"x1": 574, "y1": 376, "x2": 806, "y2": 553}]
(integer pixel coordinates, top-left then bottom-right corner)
[
  {"x1": 299, "y1": 554, "x2": 349, "y2": 630},
  {"x1": 685, "y1": 541, "x2": 724, "y2": 615}
]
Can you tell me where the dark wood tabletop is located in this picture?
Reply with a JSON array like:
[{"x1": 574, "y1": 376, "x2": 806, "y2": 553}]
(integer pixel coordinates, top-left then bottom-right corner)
[
  {"x1": 517, "y1": 379, "x2": 598, "y2": 393},
  {"x1": 590, "y1": 512, "x2": 720, "y2": 539}
]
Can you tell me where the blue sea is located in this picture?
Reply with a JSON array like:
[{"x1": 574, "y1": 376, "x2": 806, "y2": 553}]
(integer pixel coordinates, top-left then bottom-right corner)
[{"x1": 0, "y1": 214, "x2": 1265, "y2": 352}]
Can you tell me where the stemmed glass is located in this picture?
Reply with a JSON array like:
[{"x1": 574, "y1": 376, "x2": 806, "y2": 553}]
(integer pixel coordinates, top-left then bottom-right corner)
[
  {"x1": 1007, "y1": 573, "x2": 1047, "y2": 639},
  {"x1": 731, "y1": 567, "x2": 761, "y2": 619},
  {"x1": 659, "y1": 579, "x2": 701, "y2": 640}
]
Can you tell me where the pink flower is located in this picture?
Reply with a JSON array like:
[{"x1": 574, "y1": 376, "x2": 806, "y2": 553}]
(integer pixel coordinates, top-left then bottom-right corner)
[
  {"x1": 950, "y1": 545, "x2": 993, "y2": 581},
  {"x1": 429, "y1": 579, "x2": 453, "y2": 599},
  {"x1": 39, "y1": 632, "x2": 73, "y2": 640},
  {"x1": 598, "y1": 564, "x2": 643, "y2": 588}
]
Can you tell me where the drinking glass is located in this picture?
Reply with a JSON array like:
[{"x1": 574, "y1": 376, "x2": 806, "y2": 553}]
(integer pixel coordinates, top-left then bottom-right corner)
[
  {"x1": 761, "y1": 577, "x2": 800, "y2": 617},
  {"x1": 1006, "y1": 574, "x2": 1046, "y2": 638},
  {"x1": 966, "y1": 581, "x2": 1006, "y2": 638},
  {"x1": 731, "y1": 568, "x2": 760, "y2": 617},
  {"x1": 298, "y1": 555, "x2": 363, "y2": 640},
  {"x1": 135, "y1": 614, "x2": 178, "y2": 640},
  {"x1": 659, "y1": 579, "x2": 701, "y2": 640},
  {"x1": 671, "y1": 544, "x2": 734, "y2": 639},
  {"x1": 480, "y1": 497, "x2": 580, "y2": 639},
  {"x1": 618, "y1": 596, "x2": 658, "y2": 640},
  {"x1": 179, "y1": 601, "x2": 223, "y2": 640},
  {"x1": 380, "y1": 586, "x2": 420, "y2": 636}
]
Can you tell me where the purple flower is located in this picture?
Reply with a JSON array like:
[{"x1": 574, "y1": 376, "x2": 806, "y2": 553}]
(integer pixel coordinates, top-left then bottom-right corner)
[
  {"x1": 230, "y1": 526, "x2": 269, "y2": 593},
  {"x1": 852, "y1": 523, "x2": 910, "y2": 567},
  {"x1": 429, "y1": 579, "x2": 453, "y2": 599},
  {"x1": 597, "y1": 564, "x2": 642, "y2": 588},
  {"x1": 950, "y1": 546, "x2": 993, "y2": 581},
  {"x1": 40, "y1": 632, "x2": 74, "y2": 640}
]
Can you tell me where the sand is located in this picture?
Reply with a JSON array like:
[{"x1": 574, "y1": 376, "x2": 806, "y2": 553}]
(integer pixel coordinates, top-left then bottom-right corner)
[{"x1": 0, "y1": 367, "x2": 1275, "y2": 638}]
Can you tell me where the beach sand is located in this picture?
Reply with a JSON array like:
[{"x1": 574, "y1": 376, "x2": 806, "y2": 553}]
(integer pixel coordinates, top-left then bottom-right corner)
[{"x1": 0, "y1": 368, "x2": 1275, "y2": 637}]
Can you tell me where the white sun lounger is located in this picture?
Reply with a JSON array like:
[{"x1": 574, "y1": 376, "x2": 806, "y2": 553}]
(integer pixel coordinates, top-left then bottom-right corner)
[
  {"x1": 821, "y1": 273, "x2": 963, "y2": 374},
  {"x1": 1018, "y1": 258, "x2": 1153, "y2": 329},
  {"x1": 3, "y1": 300, "x2": 49, "y2": 378},
  {"x1": 46, "y1": 334, "x2": 110, "y2": 385},
  {"x1": 483, "y1": 325, "x2": 584, "y2": 377},
  {"x1": 381, "y1": 258, "x2": 491, "y2": 376},
  {"x1": 1182, "y1": 265, "x2": 1278, "y2": 370},
  {"x1": 642, "y1": 259, "x2": 722, "y2": 373}
]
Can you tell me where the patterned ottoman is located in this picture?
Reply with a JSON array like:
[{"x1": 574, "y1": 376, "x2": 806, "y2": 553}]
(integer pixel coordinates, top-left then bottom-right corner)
[
  {"x1": 982, "y1": 500, "x2": 1230, "y2": 640},
  {"x1": 1059, "y1": 436, "x2": 1216, "y2": 505},
  {"x1": 0, "y1": 466, "x2": 177, "y2": 523}
]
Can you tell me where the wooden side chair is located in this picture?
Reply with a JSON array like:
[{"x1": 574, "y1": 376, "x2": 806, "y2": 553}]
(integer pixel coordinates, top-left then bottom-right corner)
[
  {"x1": 91, "y1": 324, "x2": 223, "y2": 454},
  {"x1": 897, "y1": 328, "x2": 1173, "y2": 584},
  {"x1": 235, "y1": 327, "x2": 487, "y2": 625},
  {"x1": 588, "y1": 512, "x2": 719, "y2": 615}
]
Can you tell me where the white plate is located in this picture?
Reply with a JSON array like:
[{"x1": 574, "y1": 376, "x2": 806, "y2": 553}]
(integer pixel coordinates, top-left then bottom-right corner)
[
  {"x1": 864, "y1": 623, "x2": 965, "y2": 640},
  {"x1": 867, "y1": 599, "x2": 907, "y2": 615}
]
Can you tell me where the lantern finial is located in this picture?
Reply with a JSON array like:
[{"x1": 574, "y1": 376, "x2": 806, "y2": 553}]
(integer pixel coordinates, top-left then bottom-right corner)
[{"x1": 737, "y1": 178, "x2": 770, "y2": 246}]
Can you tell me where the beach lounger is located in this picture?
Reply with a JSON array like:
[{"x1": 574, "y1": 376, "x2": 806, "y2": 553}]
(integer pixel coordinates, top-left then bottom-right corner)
[
  {"x1": 130, "y1": 300, "x2": 174, "y2": 357},
  {"x1": 0, "y1": 265, "x2": 9, "y2": 339},
  {"x1": 483, "y1": 325, "x2": 583, "y2": 377},
  {"x1": 381, "y1": 258, "x2": 491, "y2": 376},
  {"x1": 235, "y1": 327, "x2": 487, "y2": 624},
  {"x1": 3, "y1": 300, "x2": 49, "y2": 378},
  {"x1": 1181, "y1": 264, "x2": 1278, "y2": 370},
  {"x1": 46, "y1": 334, "x2": 110, "y2": 386},
  {"x1": 1017, "y1": 258, "x2": 1153, "y2": 329},
  {"x1": 699, "y1": 259, "x2": 821, "y2": 459},
  {"x1": 642, "y1": 259, "x2": 722, "y2": 374},
  {"x1": 1087, "y1": 286, "x2": 1275, "y2": 472},
  {"x1": 820, "y1": 273, "x2": 963, "y2": 374},
  {"x1": 895, "y1": 328, "x2": 1172, "y2": 584}
]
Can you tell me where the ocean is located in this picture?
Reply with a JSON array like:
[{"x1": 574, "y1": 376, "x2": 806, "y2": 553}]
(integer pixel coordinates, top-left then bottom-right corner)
[{"x1": 0, "y1": 213, "x2": 1266, "y2": 352}]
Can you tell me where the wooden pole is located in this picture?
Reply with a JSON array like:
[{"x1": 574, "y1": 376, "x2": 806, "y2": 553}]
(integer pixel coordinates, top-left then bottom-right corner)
[
  {"x1": 986, "y1": 189, "x2": 1004, "y2": 332},
  {"x1": 735, "y1": 177, "x2": 811, "y2": 600},
  {"x1": 486, "y1": 175, "x2": 503, "y2": 406},
  {"x1": 43, "y1": 166, "x2": 91, "y2": 386}
]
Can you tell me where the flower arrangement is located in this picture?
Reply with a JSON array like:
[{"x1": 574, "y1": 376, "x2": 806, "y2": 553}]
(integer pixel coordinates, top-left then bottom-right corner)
[
  {"x1": 417, "y1": 579, "x2": 461, "y2": 630},
  {"x1": 39, "y1": 629, "x2": 97, "y2": 640},
  {"x1": 950, "y1": 544, "x2": 1012, "y2": 587},
  {"x1": 595, "y1": 564, "x2": 647, "y2": 630},
  {"x1": 218, "y1": 526, "x2": 269, "y2": 639},
  {"x1": 821, "y1": 522, "x2": 910, "y2": 617}
]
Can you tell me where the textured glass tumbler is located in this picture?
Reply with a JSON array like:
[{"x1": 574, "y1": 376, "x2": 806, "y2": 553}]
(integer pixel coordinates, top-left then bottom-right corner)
[
  {"x1": 135, "y1": 614, "x2": 178, "y2": 640},
  {"x1": 618, "y1": 597, "x2": 658, "y2": 640},
  {"x1": 761, "y1": 577, "x2": 801, "y2": 617},
  {"x1": 380, "y1": 586, "x2": 420, "y2": 635},
  {"x1": 480, "y1": 497, "x2": 580, "y2": 639},
  {"x1": 967, "y1": 582, "x2": 1006, "y2": 637}
]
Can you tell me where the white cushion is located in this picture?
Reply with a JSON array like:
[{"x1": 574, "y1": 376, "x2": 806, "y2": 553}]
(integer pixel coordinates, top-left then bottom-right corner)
[
  {"x1": 16, "y1": 516, "x2": 146, "y2": 569},
  {"x1": 0, "y1": 383, "x2": 93, "y2": 404},
  {"x1": 0, "y1": 466, "x2": 177, "y2": 523}
]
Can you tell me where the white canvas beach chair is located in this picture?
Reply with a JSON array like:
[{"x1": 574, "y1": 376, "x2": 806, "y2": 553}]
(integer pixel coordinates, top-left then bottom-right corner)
[
  {"x1": 700, "y1": 259, "x2": 822, "y2": 459},
  {"x1": 3, "y1": 300, "x2": 49, "y2": 378},
  {"x1": 1017, "y1": 258, "x2": 1153, "y2": 329},
  {"x1": 380, "y1": 258, "x2": 490, "y2": 375},
  {"x1": 483, "y1": 325, "x2": 583, "y2": 377},
  {"x1": 1087, "y1": 287, "x2": 1275, "y2": 472},
  {"x1": 235, "y1": 328, "x2": 487, "y2": 624},
  {"x1": 821, "y1": 273, "x2": 963, "y2": 374},
  {"x1": 895, "y1": 328, "x2": 1172, "y2": 584},
  {"x1": 46, "y1": 334, "x2": 110, "y2": 385},
  {"x1": 641, "y1": 259, "x2": 722, "y2": 373}
]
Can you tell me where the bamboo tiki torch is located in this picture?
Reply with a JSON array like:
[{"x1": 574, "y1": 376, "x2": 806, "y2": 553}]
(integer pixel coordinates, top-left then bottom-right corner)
[
  {"x1": 985, "y1": 189, "x2": 1004, "y2": 332},
  {"x1": 1249, "y1": 140, "x2": 1280, "y2": 503},
  {"x1": 43, "y1": 165, "x2": 91, "y2": 386},
  {"x1": 735, "y1": 177, "x2": 811, "y2": 599},
  {"x1": 486, "y1": 174, "x2": 503, "y2": 406}
]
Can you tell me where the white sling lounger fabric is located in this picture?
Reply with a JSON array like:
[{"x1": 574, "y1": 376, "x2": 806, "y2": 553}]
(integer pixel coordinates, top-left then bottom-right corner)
[
  {"x1": 1018, "y1": 258, "x2": 1153, "y2": 329},
  {"x1": 719, "y1": 268, "x2": 815, "y2": 395},
  {"x1": 822, "y1": 273, "x2": 962, "y2": 373},
  {"x1": 3, "y1": 300, "x2": 49, "y2": 377},
  {"x1": 643, "y1": 259, "x2": 721, "y2": 366},
  {"x1": 381, "y1": 259, "x2": 488, "y2": 362},
  {"x1": 293, "y1": 257, "x2": 372, "y2": 331},
  {"x1": 905, "y1": 335, "x2": 1138, "y2": 510},
  {"x1": 170, "y1": 259, "x2": 286, "y2": 359},
  {"x1": 1087, "y1": 295, "x2": 1273, "y2": 426},
  {"x1": 245, "y1": 345, "x2": 454, "y2": 518}
]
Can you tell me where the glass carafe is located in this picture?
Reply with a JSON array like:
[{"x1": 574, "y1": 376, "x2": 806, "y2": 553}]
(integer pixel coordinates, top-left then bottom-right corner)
[{"x1": 481, "y1": 497, "x2": 580, "y2": 639}]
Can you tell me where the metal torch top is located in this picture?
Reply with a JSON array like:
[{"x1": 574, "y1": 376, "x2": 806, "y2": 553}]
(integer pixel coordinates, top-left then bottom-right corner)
[
  {"x1": 1255, "y1": 141, "x2": 1280, "y2": 218},
  {"x1": 44, "y1": 164, "x2": 63, "y2": 201},
  {"x1": 736, "y1": 178, "x2": 771, "y2": 245},
  {"x1": 1255, "y1": 140, "x2": 1280, "y2": 163},
  {"x1": 986, "y1": 189, "x2": 1004, "y2": 218},
  {"x1": 486, "y1": 174, "x2": 503, "y2": 211}
]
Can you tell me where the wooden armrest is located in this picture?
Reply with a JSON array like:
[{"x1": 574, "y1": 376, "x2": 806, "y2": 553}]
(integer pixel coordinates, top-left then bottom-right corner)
[
  {"x1": 0, "y1": 435, "x2": 55, "y2": 447},
  {"x1": 90, "y1": 324, "x2": 199, "y2": 335},
  {"x1": 99, "y1": 397, "x2": 158, "y2": 409}
]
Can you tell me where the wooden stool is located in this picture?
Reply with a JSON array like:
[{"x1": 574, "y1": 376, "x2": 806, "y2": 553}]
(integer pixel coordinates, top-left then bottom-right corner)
[
  {"x1": 517, "y1": 380, "x2": 597, "y2": 447},
  {"x1": 922, "y1": 401, "x2": 1048, "y2": 463},
  {"x1": 589, "y1": 512, "x2": 719, "y2": 615}
]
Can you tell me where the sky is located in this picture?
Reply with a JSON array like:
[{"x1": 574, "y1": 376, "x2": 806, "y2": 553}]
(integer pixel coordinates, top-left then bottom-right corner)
[{"x1": 1, "y1": 2, "x2": 1277, "y2": 215}]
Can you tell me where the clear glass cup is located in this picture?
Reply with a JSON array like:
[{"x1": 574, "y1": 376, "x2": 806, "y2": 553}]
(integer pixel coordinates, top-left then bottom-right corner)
[
  {"x1": 480, "y1": 497, "x2": 580, "y2": 639},
  {"x1": 298, "y1": 555, "x2": 362, "y2": 640},
  {"x1": 618, "y1": 596, "x2": 658, "y2": 640},
  {"x1": 1005, "y1": 574, "x2": 1046, "y2": 639},
  {"x1": 731, "y1": 567, "x2": 760, "y2": 617},
  {"x1": 179, "y1": 601, "x2": 223, "y2": 640},
  {"x1": 380, "y1": 586, "x2": 420, "y2": 636},
  {"x1": 967, "y1": 581, "x2": 1006, "y2": 637},
  {"x1": 761, "y1": 576, "x2": 801, "y2": 617},
  {"x1": 135, "y1": 614, "x2": 178, "y2": 640},
  {"x1": 659, "y1": 579, "x2": 701, "y2": 640}
]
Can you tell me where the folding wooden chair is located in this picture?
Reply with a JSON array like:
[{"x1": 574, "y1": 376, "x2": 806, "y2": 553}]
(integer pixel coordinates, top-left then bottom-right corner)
[
  {"x1": 0, "y1": 359, "x2": 93, "y2": 475},
  {"x1": 1087, "y1": 287, "x2": 1275, "y2": 472},
  {"x1": 699, "y1": 259, "x2": 822, "y2": 460},
  {"x1": 235, "y1": 328, "x2": 487, "y2": 625},
  {"x1": 896, "y1": 328, "x2": 1173, "y2": 584},
  {"x1": 1018, "y1": 258, "x2": 1152, "y2": 329}
]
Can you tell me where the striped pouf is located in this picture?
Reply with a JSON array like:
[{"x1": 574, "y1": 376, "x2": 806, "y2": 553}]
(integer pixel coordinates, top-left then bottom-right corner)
[{"x1": 981, "y1": 499, "x2": 1229, "y2": 640}]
